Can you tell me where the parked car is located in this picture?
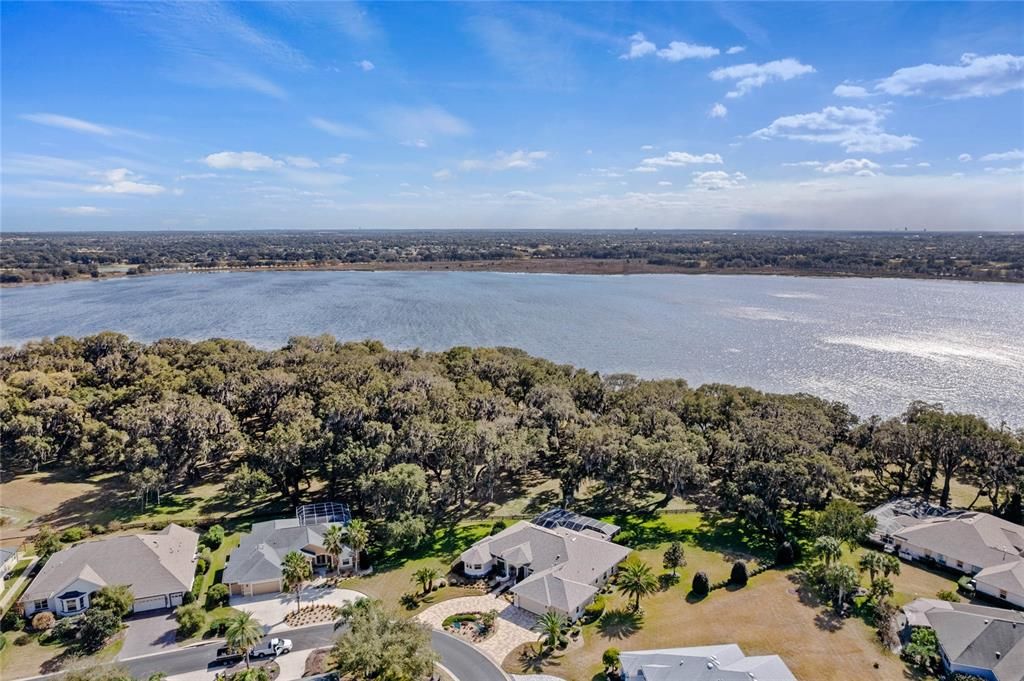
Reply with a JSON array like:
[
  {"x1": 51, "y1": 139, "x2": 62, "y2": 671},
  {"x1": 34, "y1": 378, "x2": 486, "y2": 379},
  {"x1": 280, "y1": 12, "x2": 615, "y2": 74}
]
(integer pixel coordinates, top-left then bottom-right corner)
[
  {"x1": 214, "y1": 647, "x2": 243, "y2": 666},
  {"x1": 251, "y1": 637, "x2": 293, "y2": 658}
]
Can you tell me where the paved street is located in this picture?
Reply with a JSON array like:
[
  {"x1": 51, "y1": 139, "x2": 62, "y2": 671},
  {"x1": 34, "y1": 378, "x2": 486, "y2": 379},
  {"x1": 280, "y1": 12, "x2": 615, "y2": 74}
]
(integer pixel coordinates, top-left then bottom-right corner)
[{"x1": 416, "y1": 594, "x2": 537, "y2": 665}]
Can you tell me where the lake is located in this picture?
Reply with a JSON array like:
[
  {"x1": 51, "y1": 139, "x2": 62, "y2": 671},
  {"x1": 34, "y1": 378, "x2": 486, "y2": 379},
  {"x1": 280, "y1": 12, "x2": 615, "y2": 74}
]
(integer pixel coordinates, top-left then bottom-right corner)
[{"x1": 1, "y1": 271, "x2": 1021, "y2": 424}]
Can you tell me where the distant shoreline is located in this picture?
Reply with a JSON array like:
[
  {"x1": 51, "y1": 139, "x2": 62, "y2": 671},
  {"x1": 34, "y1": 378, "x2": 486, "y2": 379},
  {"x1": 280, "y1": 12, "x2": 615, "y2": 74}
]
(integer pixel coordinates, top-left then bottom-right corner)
[{"x1": 3, "y1": 257, "x2": 1021, "y2": 288}]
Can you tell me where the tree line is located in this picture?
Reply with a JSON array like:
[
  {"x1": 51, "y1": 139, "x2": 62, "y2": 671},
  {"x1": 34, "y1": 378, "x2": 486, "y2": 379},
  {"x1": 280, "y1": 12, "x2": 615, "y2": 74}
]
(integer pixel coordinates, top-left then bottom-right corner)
[
  {"x1": 2, "y1": 334, "x2": 1021, "y2": 552},
  {"x1": 3, "y1": 230, "x2": 1022, "y2": 283}
]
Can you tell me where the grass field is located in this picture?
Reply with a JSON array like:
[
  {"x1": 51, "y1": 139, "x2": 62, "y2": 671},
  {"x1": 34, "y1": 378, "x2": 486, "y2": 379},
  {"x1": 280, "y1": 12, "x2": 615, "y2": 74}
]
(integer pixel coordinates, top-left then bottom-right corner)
[
  {"x1": 500, "y1": 511, "x2": 952, "y2": 681},
  {"x1": 0, "y1": 625, "x2": 124, "y2": 679}
]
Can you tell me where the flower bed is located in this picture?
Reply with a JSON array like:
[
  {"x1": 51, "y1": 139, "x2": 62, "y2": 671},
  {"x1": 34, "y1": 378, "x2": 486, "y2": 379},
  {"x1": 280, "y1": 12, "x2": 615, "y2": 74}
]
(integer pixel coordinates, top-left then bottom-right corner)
[
  {"x1": 284, "y1": 604, "x2": 341, "y2": 627},
  {"x1": 441, "y1": 611, "x2": 497, "y2": 642}
]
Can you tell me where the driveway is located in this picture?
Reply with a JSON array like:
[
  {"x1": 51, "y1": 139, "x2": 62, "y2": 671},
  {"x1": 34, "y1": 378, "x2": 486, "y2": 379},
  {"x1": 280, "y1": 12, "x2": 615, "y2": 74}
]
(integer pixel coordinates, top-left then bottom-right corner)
[
  {"x1": 232, "y1": 585, "x2": 365, "y2": 633},
  {"x1": 119, "y1": 609, "x2": 179, "y2": 660},
  {"x1": 416, "y1": 594, "x2": 538, "y2": 665}
]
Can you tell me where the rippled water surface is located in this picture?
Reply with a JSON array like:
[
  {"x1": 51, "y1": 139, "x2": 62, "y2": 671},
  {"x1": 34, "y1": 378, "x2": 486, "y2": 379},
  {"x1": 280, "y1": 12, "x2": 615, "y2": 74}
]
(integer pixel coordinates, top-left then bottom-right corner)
[{"x1": 1, "y1": 271, "x2": 1021, "y2": 424}]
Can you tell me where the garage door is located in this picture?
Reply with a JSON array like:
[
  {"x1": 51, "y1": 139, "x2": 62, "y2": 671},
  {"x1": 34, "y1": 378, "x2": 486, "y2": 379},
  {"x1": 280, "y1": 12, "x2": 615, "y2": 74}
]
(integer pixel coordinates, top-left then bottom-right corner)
[
  {"x1": 133, "y1": 595, "x2": 168, "y2": 612},
  {"x1": 249, "y1": 580, "x2": 280, "y2": 595}
]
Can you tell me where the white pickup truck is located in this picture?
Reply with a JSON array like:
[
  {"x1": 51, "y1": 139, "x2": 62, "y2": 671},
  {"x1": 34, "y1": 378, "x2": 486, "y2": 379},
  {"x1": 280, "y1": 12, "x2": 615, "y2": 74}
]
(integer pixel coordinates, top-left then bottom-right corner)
[{"x1": 250, "y1": 637, "x2": 293, "y2": 658}]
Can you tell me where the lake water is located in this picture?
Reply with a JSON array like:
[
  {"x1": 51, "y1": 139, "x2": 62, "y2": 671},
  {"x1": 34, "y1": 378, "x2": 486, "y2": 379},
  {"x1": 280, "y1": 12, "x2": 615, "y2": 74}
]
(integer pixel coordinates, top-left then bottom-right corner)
[{"x1": 1, "y1": 271, "x2": 1021, "y2": 424}]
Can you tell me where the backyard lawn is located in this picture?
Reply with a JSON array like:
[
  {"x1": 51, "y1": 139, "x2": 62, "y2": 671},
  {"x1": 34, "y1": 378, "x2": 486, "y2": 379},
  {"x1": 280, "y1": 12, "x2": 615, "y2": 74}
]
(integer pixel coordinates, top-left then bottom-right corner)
[{"x1": 501, "y1": 511, "x2": 953, "y2": 681}]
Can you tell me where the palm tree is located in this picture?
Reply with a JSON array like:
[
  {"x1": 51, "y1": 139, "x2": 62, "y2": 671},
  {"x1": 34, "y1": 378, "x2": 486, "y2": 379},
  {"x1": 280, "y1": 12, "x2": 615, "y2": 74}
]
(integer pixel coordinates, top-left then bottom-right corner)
[
  {"x1": 617, "y1": 561, "x2": 658, "y2": 612},
  {"x1": 224, "y1": 611, "x2": 263, "y2": 669},
  {"x1": 814, "y1": 536, "x2": 843, "y2": 567},
  {"x1": 881, "y1": 553, "x2": 901, "y2": 579},
  {"x1": 323, "y1": 524, "x2": 347, "y2": 576},
  {"x1": 346, "y1": 519, "x2": 369, "y2": 574},
  {"x1": 870, "y1": 576, "x2": 894, "y2": 605},
  {"x1": 532, "y1": 611, "x2": 567, "y2": 649},
  {"x1": 282, "y1": 550, "x2": 313, "y2": 614},
  {"x1": 858, "y1": 551, "x2": 885, "y2": 584},
  {"x1": 413, "y1": 566, "x2": 439, "y2": 595}
]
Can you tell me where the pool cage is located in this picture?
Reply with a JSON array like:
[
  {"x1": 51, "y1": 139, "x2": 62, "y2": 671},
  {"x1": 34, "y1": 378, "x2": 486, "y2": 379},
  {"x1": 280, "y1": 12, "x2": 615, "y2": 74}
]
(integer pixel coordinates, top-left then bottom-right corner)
[
  {"x1": 296, "y1": 501, "x2": 351, "y2": 526},
  {"x1": 532, "y1": 508, "x2": 620, "y2": 540}
]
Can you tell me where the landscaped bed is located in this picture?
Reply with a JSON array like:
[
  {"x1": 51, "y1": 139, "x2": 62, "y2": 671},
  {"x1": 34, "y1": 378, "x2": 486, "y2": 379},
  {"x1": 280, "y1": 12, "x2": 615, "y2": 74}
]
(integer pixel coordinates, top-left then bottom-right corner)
[
  {"x1": 442, "y1": 611, "x2": 497, "y2": 642},
  {"x1": 284, "y1": 604, "x2": 342, "y2": 627}
]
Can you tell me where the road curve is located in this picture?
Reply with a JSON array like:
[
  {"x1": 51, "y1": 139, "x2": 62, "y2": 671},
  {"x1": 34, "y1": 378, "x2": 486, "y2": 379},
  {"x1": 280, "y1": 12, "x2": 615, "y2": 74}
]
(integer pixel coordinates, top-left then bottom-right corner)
[{"x1": 431, "y1": 629, "x2": 510, "y2": 681}]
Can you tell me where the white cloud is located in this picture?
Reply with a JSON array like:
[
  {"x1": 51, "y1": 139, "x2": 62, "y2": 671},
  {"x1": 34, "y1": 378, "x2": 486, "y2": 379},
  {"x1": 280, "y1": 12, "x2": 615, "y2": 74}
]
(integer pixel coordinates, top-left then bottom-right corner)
[
  {"x1": 58, "y1": 206, "x2": 108, "y2": 215},
  {"x1": 986, "y1": 164, "x2": 1024, "y2": 175},
  {"x1": 691, "y1": 170, "x2": 746, "y2": 190},
  {"x1": 876, "y1": 53, "x2": 1024, "y2": 99},
  {"x1": 433, "y1": 169, "x2": 453, "y2": 181},
  {"x1": 641, "y1": 151, "x2": 724, "y2": 168},
  {"x1": 853, "y1": 169, "x2": 876, "y2": 177},
  {"x1": 203, "y1": 151, "x2": 281, "y2": 171},
  {"x1": 460, "y1": 150, "x2": 548, "y2": 172},
  {"x1": 980, "y1": 149, "x2": 1024, "y2": 162},
  {"x1": 657, "y1": 41, "x2": 719, "y2": 61},
  {"x1": 710, "y1": 58, "x2": 815, "y2": 97},
  {"x1": 917, "y1": 162, "x2": 931, "y2": 168},
  {"x1": 833, "y1": 84, "x2": 870, "y2": 98},
  {"x1": 657, "y1": 180, "x2": 673, "y2": 186},
  {"x1": 403, "y1": 139, "x2": 430, "y2": 148},
  {"x1": 21, "y1": 113, "x2": 116, "y2": 136},
  {"x1": 357, "y1": 59, "x2": 375, "y2": 72},
  {"x1": 640, "y1": 144, "x2": 655, "y2": 150},
  {"x1": 709, "y1": 103, "x2": 728, "y2": 118},
  {"x1": 285, "y1": 156, "x2": 319, "y2": 169},
  {"x1": 891, "y1": 164, "x2": 910, "y2": 169},
  {"x1": 820, "y1": 158, "x2": 881, "y2": 174},
  {"x1": 620, "y1": 32, "x2": 656, "y2": 60},
  {"x1": 630, "y1": 166, "x2": 659, "y2": 173},
  {"x1": 783, "y1": 161, "x2": 823, "y2": 168},
  {"x1": 326, "y1": 154, "x2": 351, "y2": 165},
  {"x1": 309, "y1": 116, "x2": 370, "y2": 139},
  {"x1": 504, "y1": 190, "x2": 554, "y2": 202},
  {"x1": 87, "y1": 168, "x2": 165, "y2": 195},
  {"x1": 378, "y1": 105, "x2": 471, "y2": 142},
  {"x1": 959, "y1": 153, "x2": 973, "y2": 162},
  {"x1": 753, "y1": 106, "x2": 919, "y2": 153},
  {"x1": 726, "y1": 46, "x2": 746, "y2": 55}
]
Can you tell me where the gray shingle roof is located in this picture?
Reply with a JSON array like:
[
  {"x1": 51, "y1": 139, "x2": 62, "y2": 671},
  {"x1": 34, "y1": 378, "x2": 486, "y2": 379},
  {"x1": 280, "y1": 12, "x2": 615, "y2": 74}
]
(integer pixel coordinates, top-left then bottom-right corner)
[
  {"x1": 459, "y1": 521, "x2": 630, "y2": 613},
  {"x1": 928, "y1": 610, "x2": 1024, "y2": 681},
  {"x1": 21, "y1": 524, "x2": 198, "y2": 604},
  {"x1": 0, "y1": 548, "x2": 16, "y2": 566},
  {"x1": 620, "y1": 644, "x2": 798, "y2": 681},
  {"x1": 223, "y1": 518, "x2": 350, "y2": 585},
  {"x1": 894, "y1": 511, "x2": 1024, "y2": 572}
]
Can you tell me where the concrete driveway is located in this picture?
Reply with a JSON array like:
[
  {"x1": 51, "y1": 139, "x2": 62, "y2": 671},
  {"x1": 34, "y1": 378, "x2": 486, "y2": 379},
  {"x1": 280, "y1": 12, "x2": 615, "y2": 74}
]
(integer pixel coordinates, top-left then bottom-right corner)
[
  {"x1": 416, "y1": 594, "x2": 538, "y2": 665},
  {"x1": 232, "y1": 585, "x2": 365, "y2": 632},
  {"x1": 119, "y1": 609, "x2": 179, "y2": 660}
]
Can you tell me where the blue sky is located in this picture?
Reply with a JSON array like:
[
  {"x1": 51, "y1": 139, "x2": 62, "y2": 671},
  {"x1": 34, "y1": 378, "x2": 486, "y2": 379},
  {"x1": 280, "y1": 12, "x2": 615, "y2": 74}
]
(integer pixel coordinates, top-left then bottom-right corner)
[{"x1": 2, "y1": 1, "x2": 1022, "y2": 231}]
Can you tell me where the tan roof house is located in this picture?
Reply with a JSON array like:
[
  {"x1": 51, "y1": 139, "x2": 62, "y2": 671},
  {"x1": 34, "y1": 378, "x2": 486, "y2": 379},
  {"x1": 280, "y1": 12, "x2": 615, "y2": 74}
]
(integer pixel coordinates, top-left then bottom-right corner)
[{"x1": 20, "y1": 524, "x2": 198, "y2": 617}]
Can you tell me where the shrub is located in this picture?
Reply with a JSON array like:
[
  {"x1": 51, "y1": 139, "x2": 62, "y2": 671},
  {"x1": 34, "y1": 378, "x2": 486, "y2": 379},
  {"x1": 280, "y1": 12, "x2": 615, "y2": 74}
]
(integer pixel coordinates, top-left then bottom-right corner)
[
  {"x1": 730, "y1": 561, "x2": 749, "y2": 587},
  {"x1": 79, "y1": 608, "x2": 122, "y2": 652},
  {"x1": 195, "y1": 558, "x2": 208, "y2": 576},
  {"x1": 442, "y1": 613, "x2": 480, "y2": 628},
  {"x1": 206, "y1": 583, "x2": 230, "y2": 609},
  {"x1": 1, "y1": 610, "x2": 24, "y2": 632},
  {"x1": 60, "y1": 526, "x2": 88, "y2": 543},
  {"x1": 691, "y1": 571, "x2": 710, "y2": 596},
  {"x1": 200, "y1": 547, "x2": 214, "y2": 568},
  {"x1": 52, "y1": 615, "x2": 80, "y2": 643},
  {"x1": 489, "y1": 520, "x2": 507, "y2": 536},
  {"x1": 603, "y1": 647, "x2": 620, "y2": 670},
  {"x1": 31, "y1": 611, "x2": 55, "y2": 632},
  {"x1": 106, "y1": 520, "x2": 123, "y2": 533},
  {"x1": 182, "y1": 590, "x2": 197, "y2": 605},
  {"x1": 176, "y1": 603, "x2": 206, "y2": 638},
  {"x1": 776, "y1": 541, "x2": 796, "y2": 565},
  {"x1": 90, "y1": 524, "x2": 107, "y2": 535},
  {"x1": 583, "y1": 595, "x2": 606, "y2": 621},
  {"x1": 202, "y1": 525, "x2": 225, "y2": 550},
  {"x1": 937, "y1": 589, "x2": 961, "y2": 603},
  {"x1": 91, "y1": 585, "x2": 134, "y2": 618}
]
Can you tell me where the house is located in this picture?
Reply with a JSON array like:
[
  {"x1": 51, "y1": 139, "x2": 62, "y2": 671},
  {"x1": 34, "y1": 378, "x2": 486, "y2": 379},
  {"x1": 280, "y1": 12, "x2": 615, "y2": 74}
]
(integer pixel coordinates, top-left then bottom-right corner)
[
  {"x1": 223, "y1": 518, "x2": 352, "y2": 597},
  {"x1": 20, "y1": 524, "x2": 198, "y2": 617},
  {"x1": 619, "y1": 644, "x2": 798, "y2": 681},
  {"x1": 902, "y1": 598, "x2": 1024, "y2": 681},
  {"x1": 458, "y1": 519, "x2": 630, "y2": 621},
  {"x1": 868, "y1": 499, "x2": 1024, "y2": 607},
  {"x1": 0, "y1": 547, "x2": 19, "y2": 575}
]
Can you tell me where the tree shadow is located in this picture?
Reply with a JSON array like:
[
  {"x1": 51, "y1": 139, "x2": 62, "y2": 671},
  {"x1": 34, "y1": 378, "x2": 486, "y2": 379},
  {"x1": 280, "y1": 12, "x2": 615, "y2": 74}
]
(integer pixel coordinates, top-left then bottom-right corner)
[
  {"x1": 685, "y1": 590, "x2": 708, "y2": 604},
  {"x1": 523, "y1": 489, "x2": 561, "y2": 516},
  {"x1": 815, "y1": 609, "x2": 846, "y2": 632},
  {"x1": 658, "y1": 573, "x2": 680, "y2": 591},
  {"x1": 597, "y1": 609, "x2": 642, "y2": 640},
  {"x1": 512, "y1": 642, "x2": 564, "y2": 674}
]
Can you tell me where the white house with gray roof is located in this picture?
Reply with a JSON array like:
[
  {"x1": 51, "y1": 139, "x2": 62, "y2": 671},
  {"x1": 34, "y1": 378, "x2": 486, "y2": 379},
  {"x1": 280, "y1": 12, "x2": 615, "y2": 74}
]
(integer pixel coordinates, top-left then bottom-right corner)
[
  {"x1": 903, "y1": 598, "x2": 1024, "y2": 681},
  {"x1": 224, "y1": 518, "x2": 352, "y2": 597},
  {"x1": 459, "y1": 520, "x2": 630, "y2": 620},
  {"x1": 20, "y1": 524, "x2": 198, "y2": 617},
  {"x1": 619, "y1": 644, "x2": 798, "y2": 681},
  {"x1": 869, "y1": 501, "x2": 1024, "y2": 607}
]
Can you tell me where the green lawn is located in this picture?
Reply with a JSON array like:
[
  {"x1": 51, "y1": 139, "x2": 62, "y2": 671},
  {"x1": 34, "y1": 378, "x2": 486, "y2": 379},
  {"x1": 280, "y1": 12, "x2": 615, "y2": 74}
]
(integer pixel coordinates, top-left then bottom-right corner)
[
  {"x1": 198, "y1": 532, "x2": 241, "y2": 607},
  {"x1": 0, "y1": 625, "x2": 126, "y2": 679},
  {"x1": 1, "y1": 558, "x2": 33, "y2": 598}
]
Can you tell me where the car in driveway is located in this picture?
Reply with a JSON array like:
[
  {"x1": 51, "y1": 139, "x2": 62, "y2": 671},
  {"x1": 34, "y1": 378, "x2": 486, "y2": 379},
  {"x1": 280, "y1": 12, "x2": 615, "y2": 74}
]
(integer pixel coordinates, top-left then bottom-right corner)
[{"x1": 251, "y1": 637, "x2": 293, "y2": 658}]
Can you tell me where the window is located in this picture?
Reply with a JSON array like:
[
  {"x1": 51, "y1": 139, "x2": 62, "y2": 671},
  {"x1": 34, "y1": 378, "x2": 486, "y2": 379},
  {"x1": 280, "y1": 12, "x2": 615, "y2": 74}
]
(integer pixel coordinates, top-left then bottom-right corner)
[
  {"x1": 956, "y1": 560, "x2": 964, "y2": 569},
  {"x1": 61, "y1": 597, "x2": 83, "y2": 612},
  {"x1": 1000, "y1": 590, "x2": 1008, "y2": 599},
  {"x1": 32, "y1": 599, "x2": 48, "y2": 611}
]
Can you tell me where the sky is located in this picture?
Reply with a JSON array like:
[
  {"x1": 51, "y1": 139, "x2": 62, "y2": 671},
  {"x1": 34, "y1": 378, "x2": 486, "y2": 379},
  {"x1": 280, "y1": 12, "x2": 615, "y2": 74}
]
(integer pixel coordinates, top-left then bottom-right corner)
[{"x1": 2, "y1": 1, "x2": 1023, "y2": 232}]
